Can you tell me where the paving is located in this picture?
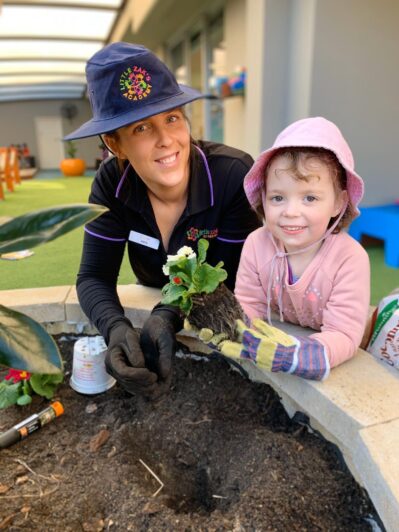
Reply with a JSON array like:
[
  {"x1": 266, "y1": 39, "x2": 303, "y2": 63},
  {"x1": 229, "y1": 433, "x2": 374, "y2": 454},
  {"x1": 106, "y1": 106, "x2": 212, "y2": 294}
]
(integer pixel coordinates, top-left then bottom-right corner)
[{"x1": 2, "y1": 284, "x2": 398, "y2": 531}]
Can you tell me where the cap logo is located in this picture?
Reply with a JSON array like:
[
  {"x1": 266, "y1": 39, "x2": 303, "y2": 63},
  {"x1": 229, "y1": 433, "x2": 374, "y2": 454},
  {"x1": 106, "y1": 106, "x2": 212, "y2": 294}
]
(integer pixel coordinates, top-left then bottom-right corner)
[{"x1": 119, "y1": 66, "x2": 152, "y2": 101}]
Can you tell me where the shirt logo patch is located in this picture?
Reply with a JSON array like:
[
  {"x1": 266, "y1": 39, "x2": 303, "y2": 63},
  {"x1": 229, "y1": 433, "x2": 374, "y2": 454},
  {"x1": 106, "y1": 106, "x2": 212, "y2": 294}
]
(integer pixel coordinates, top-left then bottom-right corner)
[
  {"x1": 186, "y1": 227, "x2": 219, "y2": 241},
  {"x1": 120, "y1": 66, "x2": 152, "y2": 101}
]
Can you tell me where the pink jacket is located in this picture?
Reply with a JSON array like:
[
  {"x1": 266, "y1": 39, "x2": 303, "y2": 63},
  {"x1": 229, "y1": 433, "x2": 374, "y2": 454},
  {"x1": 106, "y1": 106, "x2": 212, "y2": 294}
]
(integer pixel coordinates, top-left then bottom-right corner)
[{"x1": 235, "y1": 228, "x2": 370, "y2": 368}]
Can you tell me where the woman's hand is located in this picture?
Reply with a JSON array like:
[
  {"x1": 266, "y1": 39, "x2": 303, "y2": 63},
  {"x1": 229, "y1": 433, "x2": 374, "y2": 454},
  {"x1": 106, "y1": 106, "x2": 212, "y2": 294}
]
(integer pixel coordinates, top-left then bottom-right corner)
[
  {"x1": 105, "y1": 322, "x2": 159, "y2": 397},
  {"x1": 139, "y1": 304, "x2": 184, "y2": 389}
]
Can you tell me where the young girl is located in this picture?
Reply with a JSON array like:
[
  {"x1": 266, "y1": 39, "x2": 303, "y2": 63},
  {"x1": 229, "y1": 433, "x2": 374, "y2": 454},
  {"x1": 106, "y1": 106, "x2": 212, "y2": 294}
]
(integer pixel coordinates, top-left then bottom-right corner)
[{"x1": 227, "y1": 117, "x2": 370, "y2": 380}]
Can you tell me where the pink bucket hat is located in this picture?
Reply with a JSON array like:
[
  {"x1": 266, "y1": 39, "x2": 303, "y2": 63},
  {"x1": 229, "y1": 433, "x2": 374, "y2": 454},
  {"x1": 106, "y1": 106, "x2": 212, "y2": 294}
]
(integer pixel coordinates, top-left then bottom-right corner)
[{"x1": 244, "y1": 117, "x2": 364, "y2": 216}]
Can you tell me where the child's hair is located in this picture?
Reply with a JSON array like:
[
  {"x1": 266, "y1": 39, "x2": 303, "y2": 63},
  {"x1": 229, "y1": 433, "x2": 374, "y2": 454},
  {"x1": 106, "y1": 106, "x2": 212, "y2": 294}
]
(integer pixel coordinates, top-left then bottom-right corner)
[{"x1": 253, "y1": 147, "x2": 356, "y2": 233}]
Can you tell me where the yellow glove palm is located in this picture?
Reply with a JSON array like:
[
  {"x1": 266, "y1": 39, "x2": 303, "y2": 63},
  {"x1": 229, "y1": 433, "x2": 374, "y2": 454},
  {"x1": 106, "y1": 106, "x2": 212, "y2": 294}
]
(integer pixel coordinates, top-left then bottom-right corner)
[{"x1": 218, "y1": 319, "x2": 295, "y2": 371}]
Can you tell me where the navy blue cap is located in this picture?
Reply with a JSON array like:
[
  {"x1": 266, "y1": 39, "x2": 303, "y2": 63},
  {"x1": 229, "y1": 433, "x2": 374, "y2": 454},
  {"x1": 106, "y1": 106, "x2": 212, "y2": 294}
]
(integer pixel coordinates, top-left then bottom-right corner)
[{"x1": 64, "y1": 42, "x2": 204, "y2": 140}]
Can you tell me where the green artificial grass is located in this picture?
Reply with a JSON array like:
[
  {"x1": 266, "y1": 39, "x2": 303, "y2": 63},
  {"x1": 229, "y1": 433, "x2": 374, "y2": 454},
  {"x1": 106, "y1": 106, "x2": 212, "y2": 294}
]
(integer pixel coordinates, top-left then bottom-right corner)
[
  {"x1": 0, "y1": 177, "x2": 134, "y2": 290},
  {"x1": 367, "y1": 246, "x2": 399, "y2": 306},
  {"x1": 0, "y1": 178, "x2": 398, "y2": 303}
]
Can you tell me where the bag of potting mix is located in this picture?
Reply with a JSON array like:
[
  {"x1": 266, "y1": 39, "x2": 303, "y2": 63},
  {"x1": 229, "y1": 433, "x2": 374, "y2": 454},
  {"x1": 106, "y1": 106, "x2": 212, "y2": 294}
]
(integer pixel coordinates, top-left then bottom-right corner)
[{"x1": 367, "y1": 288, "x2": 399, "y2": 369}]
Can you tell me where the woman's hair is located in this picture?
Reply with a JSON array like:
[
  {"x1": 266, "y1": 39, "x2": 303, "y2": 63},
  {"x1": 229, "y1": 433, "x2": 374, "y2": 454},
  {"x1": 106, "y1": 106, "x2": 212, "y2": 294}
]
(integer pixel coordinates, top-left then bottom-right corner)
[{"x1": 254, "y1": 147, "x2": 356, "y2": 232}]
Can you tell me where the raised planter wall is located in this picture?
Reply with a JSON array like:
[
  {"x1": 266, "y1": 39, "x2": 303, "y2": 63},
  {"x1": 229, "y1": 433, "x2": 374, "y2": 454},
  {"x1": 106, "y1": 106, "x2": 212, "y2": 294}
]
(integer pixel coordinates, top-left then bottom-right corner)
[{"x1": 2, "y1": 284, "x2": 398, "y2": 531}]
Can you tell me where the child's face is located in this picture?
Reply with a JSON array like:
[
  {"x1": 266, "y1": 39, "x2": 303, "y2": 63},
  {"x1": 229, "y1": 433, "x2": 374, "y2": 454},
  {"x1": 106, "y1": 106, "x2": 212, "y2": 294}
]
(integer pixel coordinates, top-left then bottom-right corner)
[{"x1": 264, "y1": 154, "x2": 347, "y2": 253}]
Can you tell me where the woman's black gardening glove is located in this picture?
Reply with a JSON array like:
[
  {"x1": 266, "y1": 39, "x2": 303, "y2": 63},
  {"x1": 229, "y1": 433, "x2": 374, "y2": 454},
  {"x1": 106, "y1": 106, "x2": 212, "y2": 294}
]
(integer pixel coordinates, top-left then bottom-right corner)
[
  {"x1": 139, "y1": 304, "x2": 184, "y2": 388},
  {"x1": 105, "y1": 320, "x2": 159, "y2": 398}
]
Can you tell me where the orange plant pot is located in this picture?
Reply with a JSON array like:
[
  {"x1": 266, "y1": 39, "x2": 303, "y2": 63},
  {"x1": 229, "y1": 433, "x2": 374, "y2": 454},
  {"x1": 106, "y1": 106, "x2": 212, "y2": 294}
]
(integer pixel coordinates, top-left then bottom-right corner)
[{"x1": 60, "y1": 158, "x2": 86, "y2": 177}]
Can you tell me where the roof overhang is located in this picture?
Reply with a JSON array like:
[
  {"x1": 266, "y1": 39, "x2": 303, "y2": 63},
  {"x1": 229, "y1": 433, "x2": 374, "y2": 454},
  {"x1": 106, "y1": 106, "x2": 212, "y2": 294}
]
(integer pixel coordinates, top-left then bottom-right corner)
[{"x1": 0, "y1": 0, "x2": 126, "y2": 102}]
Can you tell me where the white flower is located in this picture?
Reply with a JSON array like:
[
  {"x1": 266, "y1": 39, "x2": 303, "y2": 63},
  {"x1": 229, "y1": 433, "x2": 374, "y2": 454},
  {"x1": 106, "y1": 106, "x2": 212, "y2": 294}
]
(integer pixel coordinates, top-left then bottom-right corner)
[
  {"x1": 177, "y1": 246, "x2": 196, "y2": 259},
  {"x1": 165, "y1": 253, "x2": 180, "y2": 263},
  {"x1": 164, "y1": 246, "x2": 196, "y2": 272}
]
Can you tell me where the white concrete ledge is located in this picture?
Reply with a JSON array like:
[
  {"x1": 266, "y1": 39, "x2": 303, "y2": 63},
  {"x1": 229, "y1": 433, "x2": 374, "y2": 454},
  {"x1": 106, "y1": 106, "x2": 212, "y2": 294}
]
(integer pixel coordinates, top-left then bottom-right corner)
[{"x1": 1, "y1": 284, "x2": 397, "y2": 531}]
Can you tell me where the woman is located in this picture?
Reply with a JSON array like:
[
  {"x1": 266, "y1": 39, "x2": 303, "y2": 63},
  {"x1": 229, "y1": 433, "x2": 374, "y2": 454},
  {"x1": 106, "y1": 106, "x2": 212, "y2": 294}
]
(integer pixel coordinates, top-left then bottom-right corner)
[{"x1": 65, "y1": 42, "x2": 260, "y2": 399}]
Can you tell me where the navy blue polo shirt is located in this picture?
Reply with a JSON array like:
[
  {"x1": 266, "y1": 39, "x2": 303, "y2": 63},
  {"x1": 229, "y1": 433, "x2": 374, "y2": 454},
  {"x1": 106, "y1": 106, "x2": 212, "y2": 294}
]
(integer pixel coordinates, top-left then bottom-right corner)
[{"x1": 77, "y1": 140, "x2": 260, "y2": 338}]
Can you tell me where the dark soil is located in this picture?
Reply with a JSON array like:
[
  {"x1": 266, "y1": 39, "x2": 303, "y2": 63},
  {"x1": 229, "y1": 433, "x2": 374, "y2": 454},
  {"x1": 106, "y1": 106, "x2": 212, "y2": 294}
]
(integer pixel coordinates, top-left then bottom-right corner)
[{"x1": 0, "y1": 334, "x2": 381, "y2": 531}]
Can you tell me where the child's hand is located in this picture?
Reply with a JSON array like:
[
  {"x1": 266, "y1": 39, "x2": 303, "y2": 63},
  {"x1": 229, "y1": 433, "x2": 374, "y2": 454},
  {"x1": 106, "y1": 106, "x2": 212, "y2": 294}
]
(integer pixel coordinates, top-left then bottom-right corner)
[
  {"x1": 184, "y1": 319, "x2": 228, "y2": 348},
  {"x1": 219, "y1": 319, "x2": 330, "y2": 381}
]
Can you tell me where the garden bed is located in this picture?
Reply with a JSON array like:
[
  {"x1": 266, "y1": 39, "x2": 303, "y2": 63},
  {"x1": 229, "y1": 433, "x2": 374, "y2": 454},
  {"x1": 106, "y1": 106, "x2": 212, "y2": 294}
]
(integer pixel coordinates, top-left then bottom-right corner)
[{"x1": 0, "y1": 334, "x2": 380, "y2": 531}]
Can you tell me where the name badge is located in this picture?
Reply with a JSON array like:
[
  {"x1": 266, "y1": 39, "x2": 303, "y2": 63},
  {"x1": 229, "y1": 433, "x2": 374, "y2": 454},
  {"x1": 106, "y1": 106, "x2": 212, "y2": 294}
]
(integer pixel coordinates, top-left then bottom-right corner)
[{"x1": 128, "y1": 230, "x2": 160, "y2": 250}]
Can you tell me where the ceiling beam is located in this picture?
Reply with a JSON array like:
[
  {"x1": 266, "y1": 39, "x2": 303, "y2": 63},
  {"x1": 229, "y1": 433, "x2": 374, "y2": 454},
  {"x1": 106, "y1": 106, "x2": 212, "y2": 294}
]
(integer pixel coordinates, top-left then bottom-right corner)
[
  {"x1": 0, "y1": 57, "x2": 89, "y2": 62},
  {"x1": 3, "y1": 1, "x2": 119, "y2": 11},
  {"x1": 0, "y1": 35, "x2": 104, "y2": 42},
  {"x1": 0, "y1": 72, "x2": 86, "y2": 77}
]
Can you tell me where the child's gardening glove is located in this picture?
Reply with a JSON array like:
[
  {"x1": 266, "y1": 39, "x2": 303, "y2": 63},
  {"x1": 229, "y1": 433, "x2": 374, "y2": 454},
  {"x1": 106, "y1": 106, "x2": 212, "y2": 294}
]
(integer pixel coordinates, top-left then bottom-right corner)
[{"x1": 197, "y1": 319, "x2": 330, "y2": 381}]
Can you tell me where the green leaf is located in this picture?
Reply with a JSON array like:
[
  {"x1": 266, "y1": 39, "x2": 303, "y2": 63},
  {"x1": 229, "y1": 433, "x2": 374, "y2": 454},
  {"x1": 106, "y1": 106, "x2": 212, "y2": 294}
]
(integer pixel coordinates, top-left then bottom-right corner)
[
  {"x1": 193, "y1": 264, "x2": 227, "y2": 293},
  {"x1": 30, "y1": 373, "x2": 63, "y2": 399},
  {"x1": 0, "y1": 305, "x2": 63, "y2": 374},
  {"x1": 197, "y1": 238, "x2": 209, "y2": 264},
  {"x1": 65, "y1": 140, "x2": 77, "y2": 158},
  {"x1": 0, "y1": 204, "x2": 108, "y2": 254},
  {"x1": 17, "y1": 394, "x2": 33, "y2": 406},
  {"x1": 185, "y1": 257, "x2": 198, "y2": 278},
  {"x1": 22, "y1": 379, "x2": 31, "y2": 396},
  {"x1": 161, "y1": 283, "x2": 186, "y2": 306},
  {"x1": 180, "y1": 296, "x2": 193, "y2": 314},
  {"x1": 169, "y1": 261, "x2": 196, "y2": 281},
  {"x1": 0, "y1": 381, "x2": 21, "y2": 409}
]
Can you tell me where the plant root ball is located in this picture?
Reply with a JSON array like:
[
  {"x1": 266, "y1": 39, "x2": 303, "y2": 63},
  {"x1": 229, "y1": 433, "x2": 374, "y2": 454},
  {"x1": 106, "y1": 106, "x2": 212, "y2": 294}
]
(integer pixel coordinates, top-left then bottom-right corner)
[{"x1": 188, "y1": 284, "x2": 245, "y2": 341}]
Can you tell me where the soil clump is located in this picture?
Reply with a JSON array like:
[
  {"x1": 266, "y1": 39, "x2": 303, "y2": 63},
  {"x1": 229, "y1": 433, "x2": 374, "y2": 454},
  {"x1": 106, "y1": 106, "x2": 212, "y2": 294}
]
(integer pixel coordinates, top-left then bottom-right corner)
[
  {"x1": 188, "y1": 284, "x2": 244, "y2": 341},
  {"x1": 0, "y1": 334, "x2": 380, "y2": 531}
]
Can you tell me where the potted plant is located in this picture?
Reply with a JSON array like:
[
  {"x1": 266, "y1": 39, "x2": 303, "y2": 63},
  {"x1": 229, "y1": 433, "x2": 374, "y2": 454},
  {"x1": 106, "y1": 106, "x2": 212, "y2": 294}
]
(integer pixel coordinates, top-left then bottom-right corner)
[{"x1": 60, "y1": 141, "x2": 86, "y2": 177}]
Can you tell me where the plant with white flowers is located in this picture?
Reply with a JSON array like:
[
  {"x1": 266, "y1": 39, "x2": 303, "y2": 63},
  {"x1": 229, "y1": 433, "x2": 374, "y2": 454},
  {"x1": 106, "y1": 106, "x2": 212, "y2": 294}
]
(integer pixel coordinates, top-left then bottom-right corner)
[{"x1": 161, "y1": 238, "x2": 227, "y2": 314}]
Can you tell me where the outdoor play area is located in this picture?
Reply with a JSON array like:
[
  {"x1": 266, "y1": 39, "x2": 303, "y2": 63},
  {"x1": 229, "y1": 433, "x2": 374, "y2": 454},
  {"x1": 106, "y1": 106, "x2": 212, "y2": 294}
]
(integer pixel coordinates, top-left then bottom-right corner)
[{"x1": 1, "y1": 1, "x2": 399, "y2": 529}]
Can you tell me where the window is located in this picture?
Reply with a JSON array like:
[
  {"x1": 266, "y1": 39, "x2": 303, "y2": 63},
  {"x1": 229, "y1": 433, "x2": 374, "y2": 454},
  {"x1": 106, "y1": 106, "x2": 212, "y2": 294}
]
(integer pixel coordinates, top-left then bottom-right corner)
[
  {"x1": 208, "y1": 13, "x2": 225, "y2": 143},
  {"x1": 168, "y1": 11, "x2": 224, "y2": 142}
]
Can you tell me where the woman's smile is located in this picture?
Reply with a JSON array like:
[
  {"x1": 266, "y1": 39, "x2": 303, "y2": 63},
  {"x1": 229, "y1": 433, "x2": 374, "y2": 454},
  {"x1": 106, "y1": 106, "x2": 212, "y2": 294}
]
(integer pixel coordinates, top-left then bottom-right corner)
[{"x1": 155, "y1": 151, "x2": 179, "y2": 166}]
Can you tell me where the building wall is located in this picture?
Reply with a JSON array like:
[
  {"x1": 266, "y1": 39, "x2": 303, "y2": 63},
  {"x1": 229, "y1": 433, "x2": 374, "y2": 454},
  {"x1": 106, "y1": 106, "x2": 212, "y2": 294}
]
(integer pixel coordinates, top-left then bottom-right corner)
[
  {"x1": 0, "y1": 99, "x2": 99, "y2": 169},
  {"x1": 244, "y1": 0, "x2": 291, "y2": 157},
  {"x1": 223, "y1": 0, "x2": 247, "y2": 150},
  {"x1": 310, "y1": 0, "x2": 399, "y2": 205}
]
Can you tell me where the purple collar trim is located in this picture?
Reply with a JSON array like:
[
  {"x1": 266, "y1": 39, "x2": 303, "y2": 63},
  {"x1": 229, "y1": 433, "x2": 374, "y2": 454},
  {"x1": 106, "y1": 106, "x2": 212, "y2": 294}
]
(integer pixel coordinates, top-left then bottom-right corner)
[
  {"x1": 194, "y1": 145, "x2": 214, "y2": 206},
  {"x1": 115, "y1": 163, "x2": 131, "y2": 199}
]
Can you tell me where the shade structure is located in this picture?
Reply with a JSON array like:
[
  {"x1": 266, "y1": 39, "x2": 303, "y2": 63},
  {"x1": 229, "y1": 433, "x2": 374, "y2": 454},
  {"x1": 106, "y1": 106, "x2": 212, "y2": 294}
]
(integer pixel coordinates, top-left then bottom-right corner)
[{"x1": 0, "y1": 0, "x2": 125, "y2": 102}]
